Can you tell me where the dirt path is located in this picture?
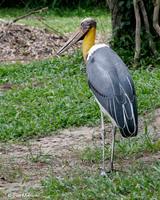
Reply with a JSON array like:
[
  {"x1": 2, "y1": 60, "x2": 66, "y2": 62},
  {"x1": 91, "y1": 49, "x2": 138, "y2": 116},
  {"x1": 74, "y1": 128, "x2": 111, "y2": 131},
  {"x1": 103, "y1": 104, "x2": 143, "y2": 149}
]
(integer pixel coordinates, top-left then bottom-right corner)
[
  {"x1": 0, "y1": 109, "x2": 160, "y2": 199},
  {"x1": 0, "y1": 126, "x2": 104, "y2": 199}
]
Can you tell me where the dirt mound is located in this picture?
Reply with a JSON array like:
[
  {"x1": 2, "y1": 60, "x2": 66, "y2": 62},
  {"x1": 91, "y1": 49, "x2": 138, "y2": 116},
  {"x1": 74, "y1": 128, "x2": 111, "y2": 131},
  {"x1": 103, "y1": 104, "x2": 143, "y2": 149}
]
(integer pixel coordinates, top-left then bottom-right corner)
[{"x1": 0, "y1": 21, "x2": 70, "y2": 62}]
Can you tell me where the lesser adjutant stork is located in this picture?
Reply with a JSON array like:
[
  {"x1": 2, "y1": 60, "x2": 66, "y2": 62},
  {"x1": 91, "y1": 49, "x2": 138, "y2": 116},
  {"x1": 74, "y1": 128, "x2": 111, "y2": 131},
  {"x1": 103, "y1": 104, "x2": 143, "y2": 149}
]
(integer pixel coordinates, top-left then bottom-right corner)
[{"x1": 57, "y1": 18, "x2": 138, "y2": 175}]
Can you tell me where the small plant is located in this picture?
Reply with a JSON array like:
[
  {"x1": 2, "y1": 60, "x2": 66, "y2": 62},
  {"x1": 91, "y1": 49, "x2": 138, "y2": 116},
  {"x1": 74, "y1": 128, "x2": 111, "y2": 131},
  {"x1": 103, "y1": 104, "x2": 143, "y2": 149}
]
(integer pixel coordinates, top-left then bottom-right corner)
[
  {"x1": 26, "y1": 143, "x2": 53, "y2": 164},
  {"x1": 34, "y1": 161, "x2": 160, "y2": 199}
]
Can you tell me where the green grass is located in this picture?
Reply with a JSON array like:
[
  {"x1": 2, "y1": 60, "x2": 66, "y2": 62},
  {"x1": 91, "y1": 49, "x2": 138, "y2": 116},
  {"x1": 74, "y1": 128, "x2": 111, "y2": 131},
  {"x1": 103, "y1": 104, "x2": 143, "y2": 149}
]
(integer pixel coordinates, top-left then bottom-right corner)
[
  {"x1": 0, "y1": 53, "x2": 96, "y2": 140},
  {"x1": 132, "y1": 68, "x2": 160, "y2": 114},
  {"x1": 0, "y1": 8, "x2": 111, "y2": 33},
  {"x1": 1, "y1": 53, "x2": 160, "y2": 141},
  {"x1": 32, "y1": 161, "x2": 160, "y2": 199},
  {"x1": 81, "y1": 133, "x2": 160, "y2": 164}
]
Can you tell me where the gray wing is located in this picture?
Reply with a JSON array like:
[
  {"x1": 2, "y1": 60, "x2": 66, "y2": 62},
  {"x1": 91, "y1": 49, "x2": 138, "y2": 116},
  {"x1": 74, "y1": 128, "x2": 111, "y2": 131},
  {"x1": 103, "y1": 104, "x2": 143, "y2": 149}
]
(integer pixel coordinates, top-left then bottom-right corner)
[{"x1": 87, "y1": 46, "x2": 138, "y2": 137}]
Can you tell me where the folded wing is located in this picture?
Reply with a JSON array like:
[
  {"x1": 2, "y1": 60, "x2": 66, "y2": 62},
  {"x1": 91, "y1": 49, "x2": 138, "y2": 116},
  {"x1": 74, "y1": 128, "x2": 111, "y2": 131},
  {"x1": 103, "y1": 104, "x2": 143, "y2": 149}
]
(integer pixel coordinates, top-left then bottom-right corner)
[{"x1": 87, "y1": 46, "x2": 138, "y2": 137}]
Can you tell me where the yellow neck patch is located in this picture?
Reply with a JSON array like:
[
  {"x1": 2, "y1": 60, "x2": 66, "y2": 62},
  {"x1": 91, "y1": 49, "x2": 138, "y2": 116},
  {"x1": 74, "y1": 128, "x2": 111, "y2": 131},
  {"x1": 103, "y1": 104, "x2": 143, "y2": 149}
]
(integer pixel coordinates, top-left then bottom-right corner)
[{"x1": 82, "y1": 27, "x2": 96, "y2": 61}]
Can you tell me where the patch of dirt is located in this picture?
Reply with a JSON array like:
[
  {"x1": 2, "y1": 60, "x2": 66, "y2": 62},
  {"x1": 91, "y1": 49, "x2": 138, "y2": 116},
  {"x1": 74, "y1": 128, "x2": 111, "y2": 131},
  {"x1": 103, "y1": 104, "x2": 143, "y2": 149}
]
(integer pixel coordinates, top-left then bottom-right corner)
[
  {"x1": 0, "y1": 83, "x2": 13, "y2": 91},
  {"x1": 0, "y1": 21, "x2": 75, "y2": 63},
  {"x1": 0, "y1": 127, "x2": 102, "y2": 199}
]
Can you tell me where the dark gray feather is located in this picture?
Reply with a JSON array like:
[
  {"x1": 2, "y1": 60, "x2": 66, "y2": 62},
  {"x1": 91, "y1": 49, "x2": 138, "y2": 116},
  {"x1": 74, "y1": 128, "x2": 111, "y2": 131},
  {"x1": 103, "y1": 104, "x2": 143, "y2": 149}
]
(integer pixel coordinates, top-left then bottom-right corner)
[{"x1": 87, "y1": 46, "x2": 138, "y2": 137}]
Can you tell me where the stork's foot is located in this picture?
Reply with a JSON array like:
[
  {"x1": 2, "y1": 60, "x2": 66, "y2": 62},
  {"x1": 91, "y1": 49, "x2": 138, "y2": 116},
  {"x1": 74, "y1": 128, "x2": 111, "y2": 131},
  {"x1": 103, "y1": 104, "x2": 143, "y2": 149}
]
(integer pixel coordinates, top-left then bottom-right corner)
[
  {"x1": 91, "y1": 129, "x2": 106, "y2": 140},
  {"x1": 100, "y1": 128, "x2": 106, "y2": 140},
  {"x1": 110, "y1": 162, "x2": 114, "y2": 172},
  {"x1": 100, "y1": 168, "x2": 107, "y2": 176},
  {"x1": 106, "y1": 168, "x2": 127, "y2": 173},
  {"x1": 99, "y1": 166, "x2": 114, "y2": 176},
  {"x1": 100, "y1": 168, "x2": 115, "y2": 176},
  {"x1": 106, "y1": 169, "x2": 114, "y2": 173}
]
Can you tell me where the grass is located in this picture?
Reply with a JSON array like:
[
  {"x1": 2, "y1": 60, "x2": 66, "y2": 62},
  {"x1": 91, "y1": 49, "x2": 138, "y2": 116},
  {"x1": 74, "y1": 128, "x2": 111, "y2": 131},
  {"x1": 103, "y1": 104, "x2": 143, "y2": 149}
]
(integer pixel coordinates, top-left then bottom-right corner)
[
  {"x1": 32, "y1": 161, "x2": 160, "y2": 199},
  {"x1": 132, "y1": 68, "x2": 160, "y2": 114},
  {"x1": 0, "y1": 8, "x2": 111, "y2": 33},
  {"x1": 81, "y1": 132, "x2": 160, "y2": 164},
  {"x1": 1, "y1": 53, "x2": 160, "y2": 141},
  {"x1": 0, "y1": 53, "x2": 97, "y2": 140}
]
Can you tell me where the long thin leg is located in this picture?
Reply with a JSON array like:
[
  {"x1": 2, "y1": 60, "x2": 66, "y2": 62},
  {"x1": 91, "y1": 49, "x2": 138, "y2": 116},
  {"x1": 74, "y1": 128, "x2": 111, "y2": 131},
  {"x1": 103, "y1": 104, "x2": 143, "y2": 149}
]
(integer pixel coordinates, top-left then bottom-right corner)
[
  {"x1": 100, "y1": 110, "x2": 106, "y2": 176},
  {"x1": 110, "y1": 126, "x2": 116, "y2": 171}
]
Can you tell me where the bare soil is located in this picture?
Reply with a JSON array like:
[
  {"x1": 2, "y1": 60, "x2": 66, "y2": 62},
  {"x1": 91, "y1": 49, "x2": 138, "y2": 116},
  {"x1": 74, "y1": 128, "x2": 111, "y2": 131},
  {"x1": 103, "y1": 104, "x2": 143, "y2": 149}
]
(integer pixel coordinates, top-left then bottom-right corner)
[{"x1": 0, "y1": 127, "x2": 102, "y2": 199}]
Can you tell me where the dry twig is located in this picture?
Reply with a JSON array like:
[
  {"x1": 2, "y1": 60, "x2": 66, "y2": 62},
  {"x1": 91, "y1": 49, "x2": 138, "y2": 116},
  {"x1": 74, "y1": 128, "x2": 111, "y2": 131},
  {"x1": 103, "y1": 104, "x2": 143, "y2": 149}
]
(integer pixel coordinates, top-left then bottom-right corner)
[
  {"x1": 12, "y1": 7, "x2": 48, "y2": 24},
  {"x1": 35, "y1": 16, "x2": 68, "y2": 40},
  {"x1": 0, "y1": 7, "x2": 48, "y2": 41}
]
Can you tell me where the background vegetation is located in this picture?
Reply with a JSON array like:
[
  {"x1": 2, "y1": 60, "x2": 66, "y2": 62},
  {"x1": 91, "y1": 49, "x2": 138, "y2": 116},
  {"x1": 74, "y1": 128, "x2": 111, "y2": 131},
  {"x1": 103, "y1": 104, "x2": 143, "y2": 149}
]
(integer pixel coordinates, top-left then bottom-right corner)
[
  {"x1": 107, "y1": 0, "x2": 160, "y2": 64},
  {"x1": 0, "y1": 0, "x2": 106, "y2": 9}
]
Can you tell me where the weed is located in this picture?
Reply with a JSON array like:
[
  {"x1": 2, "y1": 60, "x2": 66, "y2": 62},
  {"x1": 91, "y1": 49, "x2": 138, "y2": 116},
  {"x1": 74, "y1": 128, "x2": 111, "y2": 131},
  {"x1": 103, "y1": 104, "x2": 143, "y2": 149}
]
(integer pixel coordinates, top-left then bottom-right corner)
[
  {"x1": 27, "y1": 142, "x2": 53, "y2": 164},
  {"x1": 33, "y1": 161, "x2": 160, "y2": 199}
]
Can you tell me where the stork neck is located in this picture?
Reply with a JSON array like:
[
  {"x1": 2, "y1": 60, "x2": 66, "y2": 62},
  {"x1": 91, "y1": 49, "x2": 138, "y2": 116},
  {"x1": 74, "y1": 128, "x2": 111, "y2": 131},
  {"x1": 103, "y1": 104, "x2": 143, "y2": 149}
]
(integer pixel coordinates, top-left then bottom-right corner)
[{"x1": 82, "y1": 27, "x2": 96, "y2": 62}]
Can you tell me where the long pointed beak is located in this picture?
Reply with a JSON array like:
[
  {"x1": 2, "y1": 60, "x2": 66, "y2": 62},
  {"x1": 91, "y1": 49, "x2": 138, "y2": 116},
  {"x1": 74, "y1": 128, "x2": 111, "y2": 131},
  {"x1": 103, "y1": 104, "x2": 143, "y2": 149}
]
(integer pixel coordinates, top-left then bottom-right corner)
[{"x1": 57, "y1": 28, "x2": 86, "y2": 55}]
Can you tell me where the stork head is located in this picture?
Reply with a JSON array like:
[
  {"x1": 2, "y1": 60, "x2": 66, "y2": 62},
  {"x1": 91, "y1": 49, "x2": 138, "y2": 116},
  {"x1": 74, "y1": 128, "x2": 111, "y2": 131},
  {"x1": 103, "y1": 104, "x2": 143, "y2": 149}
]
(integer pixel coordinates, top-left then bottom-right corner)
[
  {"x1": 80, "y1": 17, "x2": 96, "y2": 34},
  {"x1": 57, "y1": 18, "x2": 96, "y2": 61}
]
